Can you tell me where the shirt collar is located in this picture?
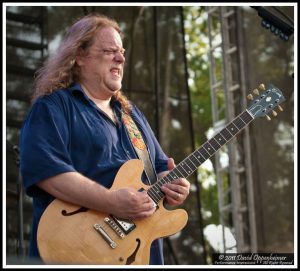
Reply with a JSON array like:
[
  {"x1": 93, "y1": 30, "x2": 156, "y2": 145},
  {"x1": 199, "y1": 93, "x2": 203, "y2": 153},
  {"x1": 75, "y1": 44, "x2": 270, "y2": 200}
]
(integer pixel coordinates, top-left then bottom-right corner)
[
  {"x1": 68, "y1": 82, "x2": 122, "y2": 109},
  {"x1": 69, "y1": 82, "x2": 86, "y2": 96}
]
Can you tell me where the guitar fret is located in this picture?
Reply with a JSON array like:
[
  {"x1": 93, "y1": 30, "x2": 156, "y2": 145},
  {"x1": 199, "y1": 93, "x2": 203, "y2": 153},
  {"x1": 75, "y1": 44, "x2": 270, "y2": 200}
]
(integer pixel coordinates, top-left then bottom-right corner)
[
  {"x1": 192, "y1": 154, "x2": 201, "y2": 164},
  {"x1": 152, "y1": 184, "x2": 164, "y2": 197},
  {"x1": 241, "y1": 111, "x2": 253, "y2": 125},
  {"x1": 208, "y1": 141, "x2": 217, "y2": 151},
  {"x1": 161, "y1": 176, "x2": 171, "y2": 186},
  {"x1": 158, "y1": 172, "x2": 176, "y2": 187},
  {"x1": 193, "y1": 150, "x2": 206, "y2": 164},
  {"x1": 178, "y1": 163, "x2": 189, "y2": 175},
  {"x1": 199, "y1": 147, "x2": 210, "y2": 159},
  {"x1": 236, "y1": 121, "x2": 245, "y2": 129},
  {"x1": 227, "y1": 123, "x2": 239, "y2": 136},
  {"x1": 203, "y1": 142, "x2": 216, "y2": 155},
  {"x1": 180, "y1": 160, "x2": 192, "y2": 174},
  {"x1": 158, "y1": 179, "x2": 167, "y2": 187},
  {"x1": 182, "y1": 160, "x2": 193, "y2": 171},
  {"x1": 173, "y1": 167, "x2": 185, "y2": 178},
  {"x1": 233, "y1": 117, "x2": 245, "y2": 129},
  {"x1": 233, "y1": 119, "x2": 244, "y2": 129},
  {"x1": 182, "y1": 159, "x2": 194, "y2": 174},
  {"x1": 232, "y1": 121, "x2": 239, "y2": 130},
  {"x1": 214, "y1": 133, "x2": 226, "y2": 145},
  {"x1": 188, "y1": 155, "x2": 199, "y2": 169},
  {"x1": 147, "y1": 189, "x2": 160, "y2": 203},
  {"x1": 235, "y1": 118, "x2": 249, "y2": 132},
  {"x1": 166, "y1": 173, "x2": 176, "y2": 182},
  {"x1": 237, "y1": 117, "x2": 247, "y2": 126},
  {"x1": 209, "y1": 137, "x2": 221, "y2": 149},
  {"x1": 169, "y1": 171, "x2": 180, "y2": 179},
  {"x1": 220, "y1": 128, "x2": 232, "y2": 141},
  {"x1": 199, "y1": 150, "x2": 207, "y2": 161}
]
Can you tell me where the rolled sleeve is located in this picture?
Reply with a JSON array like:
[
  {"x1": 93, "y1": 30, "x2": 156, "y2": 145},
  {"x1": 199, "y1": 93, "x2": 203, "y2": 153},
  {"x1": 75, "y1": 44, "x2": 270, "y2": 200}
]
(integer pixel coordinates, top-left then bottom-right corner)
[{"x1": 20, "y1": 99, "x2": 76, "y2": 197}]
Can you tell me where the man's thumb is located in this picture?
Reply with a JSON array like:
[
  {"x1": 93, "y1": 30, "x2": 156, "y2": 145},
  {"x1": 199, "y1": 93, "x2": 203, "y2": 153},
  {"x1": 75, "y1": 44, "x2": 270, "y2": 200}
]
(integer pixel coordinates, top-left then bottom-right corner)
[{"x1": 167, "y1": 157, "x2": 176, "y2": 170}]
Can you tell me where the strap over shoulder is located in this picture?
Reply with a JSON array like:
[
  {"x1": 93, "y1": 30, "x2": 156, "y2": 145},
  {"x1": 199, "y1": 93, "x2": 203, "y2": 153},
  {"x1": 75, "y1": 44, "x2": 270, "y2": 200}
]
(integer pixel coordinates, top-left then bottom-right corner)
[{"x1": 121, "y1": 110, "x2": 157, "y2": 185}]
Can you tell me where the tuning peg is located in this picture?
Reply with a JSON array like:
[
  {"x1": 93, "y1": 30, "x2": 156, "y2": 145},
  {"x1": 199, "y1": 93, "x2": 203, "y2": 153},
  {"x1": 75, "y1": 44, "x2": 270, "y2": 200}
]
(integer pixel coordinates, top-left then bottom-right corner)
[
  {"x1": 247, "y1": 94, "x2": 254, "y2": 100},
  {"x1": 253, "y1": 88, "x2": 259, "y2": 95},
  {"x1": 272, "y1": 110, "x2": 277, "y2": 117},
  {"x1": 278, "y1": 105, "x2": 283, "y2": 111},
  {"x1": 266, "y1": 115, "x2": 271, "y2": 121},
  {"x1": 259, "y1": 83, "x2": 265, "y2": 91}
]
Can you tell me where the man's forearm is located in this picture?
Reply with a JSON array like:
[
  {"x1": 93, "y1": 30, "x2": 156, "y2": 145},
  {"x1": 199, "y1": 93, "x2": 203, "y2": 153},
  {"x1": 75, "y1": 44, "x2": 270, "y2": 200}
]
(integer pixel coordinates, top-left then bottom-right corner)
[{"x1": 36, "y1": 172, "x2": 113, "y2": 212}]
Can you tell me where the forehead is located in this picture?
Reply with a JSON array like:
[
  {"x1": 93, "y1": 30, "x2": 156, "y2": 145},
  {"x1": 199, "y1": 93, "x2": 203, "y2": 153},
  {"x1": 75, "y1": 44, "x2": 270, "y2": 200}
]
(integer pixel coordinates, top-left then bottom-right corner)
[{"x1": 93, "y1": 26, "x2": 123, "y2": 48}]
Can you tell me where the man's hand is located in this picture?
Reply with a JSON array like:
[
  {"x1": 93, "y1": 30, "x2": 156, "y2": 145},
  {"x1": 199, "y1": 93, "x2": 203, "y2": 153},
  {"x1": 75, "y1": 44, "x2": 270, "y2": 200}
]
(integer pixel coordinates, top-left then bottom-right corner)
[
  {"x1": 160, "y1": 158, "x2": 190, "y2": 206},
  {"x1": 109, "y1": 188, "x2": 156, "y2": 220}
]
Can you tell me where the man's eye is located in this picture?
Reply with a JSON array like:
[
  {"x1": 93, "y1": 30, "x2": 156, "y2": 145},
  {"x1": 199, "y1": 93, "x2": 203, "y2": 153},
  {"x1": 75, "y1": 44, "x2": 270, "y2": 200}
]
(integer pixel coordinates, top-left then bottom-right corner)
[
  {"x1": 102, "y1": 49, "x2": 125, "y2": 56},
  {"x1": 103, "y1": 50, "x2": 113, "y2": 54}
]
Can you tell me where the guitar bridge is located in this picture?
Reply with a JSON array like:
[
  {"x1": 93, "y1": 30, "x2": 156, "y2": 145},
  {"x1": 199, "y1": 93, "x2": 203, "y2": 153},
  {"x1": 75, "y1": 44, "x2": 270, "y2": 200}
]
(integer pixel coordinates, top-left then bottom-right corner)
[
  {"x1": 94, "y1": 223, "x2": 117, "y2": 249},
  {"x1": 110, "y1": 215, "x2": 136, "y2": 235}
]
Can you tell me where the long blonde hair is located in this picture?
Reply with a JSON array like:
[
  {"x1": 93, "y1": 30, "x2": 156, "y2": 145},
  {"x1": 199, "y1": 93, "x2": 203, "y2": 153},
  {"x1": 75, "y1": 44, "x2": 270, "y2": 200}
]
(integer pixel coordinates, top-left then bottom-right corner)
[{"x1": 32, "y1": 13, "x2": 131, "y2": 112}]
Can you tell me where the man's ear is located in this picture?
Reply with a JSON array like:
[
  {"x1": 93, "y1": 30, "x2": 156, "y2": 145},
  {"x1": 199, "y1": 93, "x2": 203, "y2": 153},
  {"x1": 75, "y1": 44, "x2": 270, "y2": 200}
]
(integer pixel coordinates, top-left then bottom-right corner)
[{"x1": 76, "y1": 48, "x2": 85, "y2": 67}]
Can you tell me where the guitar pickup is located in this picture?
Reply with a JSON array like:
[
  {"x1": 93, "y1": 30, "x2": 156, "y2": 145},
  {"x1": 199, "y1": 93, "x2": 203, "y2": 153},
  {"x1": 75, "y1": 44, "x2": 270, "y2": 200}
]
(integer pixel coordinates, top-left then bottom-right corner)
[
  {"x1": 104, "y1": 217, "x2": 125, "y2": 239},
  {"x1": 110, "y1": 215, "x2": 136, "y2": 235}
]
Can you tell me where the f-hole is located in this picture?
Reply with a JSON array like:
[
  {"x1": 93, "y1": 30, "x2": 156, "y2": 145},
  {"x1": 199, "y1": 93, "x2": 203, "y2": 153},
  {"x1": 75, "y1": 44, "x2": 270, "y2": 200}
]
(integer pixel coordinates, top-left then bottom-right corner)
[
  {"x1": 61, "y1": 206, "x2": 88, "y2": 216},
  {"x1": 126, "y1": 239, "x2": 141, "y2": 265}
]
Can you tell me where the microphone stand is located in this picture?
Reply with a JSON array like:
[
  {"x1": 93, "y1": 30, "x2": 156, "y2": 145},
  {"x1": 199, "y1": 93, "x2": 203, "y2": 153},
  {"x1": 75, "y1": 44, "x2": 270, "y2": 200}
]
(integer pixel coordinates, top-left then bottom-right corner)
[{"x1": 10, "y1": 143, "x2": 25, "y2": 261}]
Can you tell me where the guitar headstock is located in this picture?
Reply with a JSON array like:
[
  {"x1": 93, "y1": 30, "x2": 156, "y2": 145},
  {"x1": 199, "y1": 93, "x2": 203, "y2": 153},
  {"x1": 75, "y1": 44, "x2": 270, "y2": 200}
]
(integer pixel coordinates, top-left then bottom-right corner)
[{"x1": 247, "y1": 83, "x2": 285, "y2": 120}]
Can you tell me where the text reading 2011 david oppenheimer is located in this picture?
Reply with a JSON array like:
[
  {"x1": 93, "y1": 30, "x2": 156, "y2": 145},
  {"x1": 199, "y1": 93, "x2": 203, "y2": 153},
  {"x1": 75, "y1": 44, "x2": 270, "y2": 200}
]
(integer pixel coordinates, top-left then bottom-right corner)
[{"x1": 212, "y1": 253, "x2": 294, "y2": 265}]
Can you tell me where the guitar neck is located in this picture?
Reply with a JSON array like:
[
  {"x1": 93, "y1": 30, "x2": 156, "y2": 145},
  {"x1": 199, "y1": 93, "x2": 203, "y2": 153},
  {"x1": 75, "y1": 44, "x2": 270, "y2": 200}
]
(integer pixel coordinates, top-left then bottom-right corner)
[{"x1": 147, "y1": 109, "x2": 254, "y2": 204}]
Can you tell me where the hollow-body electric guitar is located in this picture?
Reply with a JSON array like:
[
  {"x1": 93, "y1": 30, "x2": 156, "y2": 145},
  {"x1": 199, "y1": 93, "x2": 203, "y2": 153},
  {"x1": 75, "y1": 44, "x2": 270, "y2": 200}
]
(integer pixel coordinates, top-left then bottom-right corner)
[{"x1": 37, "y1": 84, "x2": 285, "y2": 264}]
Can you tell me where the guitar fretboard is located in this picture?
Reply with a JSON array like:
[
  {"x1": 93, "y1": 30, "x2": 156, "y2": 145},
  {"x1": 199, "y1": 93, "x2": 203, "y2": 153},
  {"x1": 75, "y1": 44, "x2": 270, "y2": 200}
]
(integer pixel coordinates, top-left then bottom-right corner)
[{"x1": 147, "y1": 110, "x2": 254, "y2": 204}]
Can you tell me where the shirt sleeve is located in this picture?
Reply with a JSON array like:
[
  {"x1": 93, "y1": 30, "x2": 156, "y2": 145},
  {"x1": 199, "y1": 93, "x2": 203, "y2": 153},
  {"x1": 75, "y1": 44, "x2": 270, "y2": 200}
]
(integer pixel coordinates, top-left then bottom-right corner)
[
  {"x1": 131, "y1": 105, "x2": 169, "y2": 174},
  {"x1": 20, "y1": 98, "x2": 76, "y2": 197}
]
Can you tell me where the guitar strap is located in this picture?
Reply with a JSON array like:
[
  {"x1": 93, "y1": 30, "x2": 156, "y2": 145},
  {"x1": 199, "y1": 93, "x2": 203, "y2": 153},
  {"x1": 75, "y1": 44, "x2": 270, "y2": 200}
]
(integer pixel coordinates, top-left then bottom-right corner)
[{"x1": 121, "y1": 110, "x2": 157, "y2": 185}]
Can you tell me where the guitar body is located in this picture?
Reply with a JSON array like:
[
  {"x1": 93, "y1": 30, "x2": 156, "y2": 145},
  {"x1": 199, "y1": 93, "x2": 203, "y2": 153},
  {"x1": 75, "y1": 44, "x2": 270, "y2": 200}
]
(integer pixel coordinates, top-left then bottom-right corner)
[{"x1": 37, "y1": 159, "x2": 188, "y2": 265}]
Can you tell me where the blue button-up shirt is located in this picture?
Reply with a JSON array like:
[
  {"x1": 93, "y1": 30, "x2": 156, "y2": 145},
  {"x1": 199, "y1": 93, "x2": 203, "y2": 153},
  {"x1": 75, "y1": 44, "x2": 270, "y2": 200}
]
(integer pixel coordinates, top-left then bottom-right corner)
[{"x1": 20, "y1": 82, "x2": 168, "y2": 265}]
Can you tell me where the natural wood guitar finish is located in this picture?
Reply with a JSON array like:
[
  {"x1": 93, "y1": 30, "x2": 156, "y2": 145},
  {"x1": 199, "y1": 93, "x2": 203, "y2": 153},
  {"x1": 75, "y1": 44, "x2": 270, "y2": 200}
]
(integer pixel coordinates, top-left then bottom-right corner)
[{"x1": 37, "y1": 159, "x2": 188, "y2": 265}]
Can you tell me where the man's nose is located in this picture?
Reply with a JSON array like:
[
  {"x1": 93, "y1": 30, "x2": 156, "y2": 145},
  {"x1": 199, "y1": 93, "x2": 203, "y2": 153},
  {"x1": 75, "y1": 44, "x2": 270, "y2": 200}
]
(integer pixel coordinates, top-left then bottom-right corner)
[{"x1": 114, "y1": 51, "x2": 125, "y2": 63}]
